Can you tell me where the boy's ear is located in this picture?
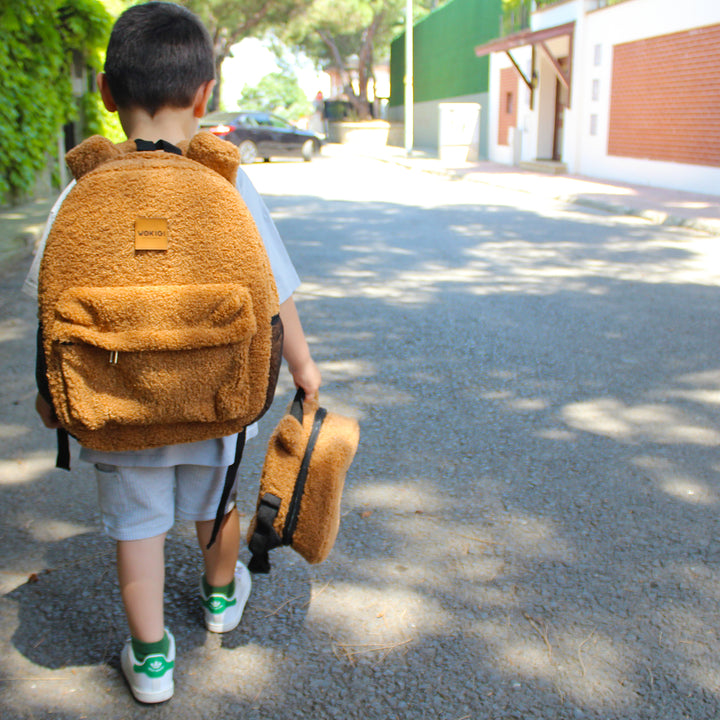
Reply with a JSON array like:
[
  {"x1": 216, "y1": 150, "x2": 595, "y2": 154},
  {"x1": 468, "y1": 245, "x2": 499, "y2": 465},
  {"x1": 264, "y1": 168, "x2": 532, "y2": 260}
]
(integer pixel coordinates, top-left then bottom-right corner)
[
  {"x1": 193, "y1": 79, "x2": 216, "y2": 119},
  {"x1": 97, "y1": 72, "x2": 117, "y2": 112}
]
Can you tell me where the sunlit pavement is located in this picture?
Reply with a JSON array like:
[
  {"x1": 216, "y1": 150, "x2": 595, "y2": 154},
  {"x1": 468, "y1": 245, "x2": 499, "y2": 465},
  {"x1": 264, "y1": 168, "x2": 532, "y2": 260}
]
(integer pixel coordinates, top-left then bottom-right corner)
[
  {"x1": 3, "y1": 150, "x2": 720, "y2": 718},
  {"x1": 324, "y1": 141, "x2": 720, "y2": 237}
]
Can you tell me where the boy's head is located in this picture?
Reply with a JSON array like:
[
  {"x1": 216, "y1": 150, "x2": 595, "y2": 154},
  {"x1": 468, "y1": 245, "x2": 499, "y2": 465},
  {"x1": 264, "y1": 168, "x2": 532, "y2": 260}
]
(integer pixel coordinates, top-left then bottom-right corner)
[{"x1": 103, "y1": 1, "x2": 214, "y2": 117}]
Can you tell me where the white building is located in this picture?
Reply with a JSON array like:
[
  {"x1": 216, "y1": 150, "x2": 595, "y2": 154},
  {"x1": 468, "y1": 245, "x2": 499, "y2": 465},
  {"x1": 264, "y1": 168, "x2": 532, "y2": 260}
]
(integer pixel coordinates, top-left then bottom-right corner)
[{"x1": 476, "y1": 0, "x2": 720, "y2": 195}]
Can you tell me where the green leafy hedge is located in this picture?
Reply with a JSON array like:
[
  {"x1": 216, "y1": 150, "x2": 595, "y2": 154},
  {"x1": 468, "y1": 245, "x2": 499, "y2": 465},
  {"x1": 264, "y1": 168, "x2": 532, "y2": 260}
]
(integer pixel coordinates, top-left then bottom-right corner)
[{"x1": 0, "y1": 0, "x2": 112, "y2": 204}]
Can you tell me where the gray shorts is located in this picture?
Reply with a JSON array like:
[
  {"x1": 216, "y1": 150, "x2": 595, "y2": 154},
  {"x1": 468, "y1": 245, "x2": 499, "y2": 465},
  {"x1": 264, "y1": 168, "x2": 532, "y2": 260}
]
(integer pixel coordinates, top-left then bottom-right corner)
[{"x1": 94, "y1": 463, "x2": 236, "y2": 541}]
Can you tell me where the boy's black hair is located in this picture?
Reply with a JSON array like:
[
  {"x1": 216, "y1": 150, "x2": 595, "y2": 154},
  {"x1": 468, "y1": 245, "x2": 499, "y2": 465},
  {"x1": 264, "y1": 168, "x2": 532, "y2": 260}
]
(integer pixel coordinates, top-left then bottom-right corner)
[{"x1": 104, "y1": 1, "x2": 215, "y2": 116}]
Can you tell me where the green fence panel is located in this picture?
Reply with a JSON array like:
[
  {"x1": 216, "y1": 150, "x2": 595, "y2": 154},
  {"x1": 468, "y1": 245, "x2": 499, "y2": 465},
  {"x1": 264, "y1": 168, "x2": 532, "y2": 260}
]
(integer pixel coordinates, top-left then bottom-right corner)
[{"x1": 390, "y1": 0, "x2": 502, "y2": 106}]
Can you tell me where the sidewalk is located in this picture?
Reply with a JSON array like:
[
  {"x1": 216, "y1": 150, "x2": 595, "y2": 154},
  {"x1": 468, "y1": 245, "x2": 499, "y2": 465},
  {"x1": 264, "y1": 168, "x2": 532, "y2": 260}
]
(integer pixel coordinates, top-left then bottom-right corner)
[{"x1": 347, "y1": 143, "x2": 720, "y2": 237}]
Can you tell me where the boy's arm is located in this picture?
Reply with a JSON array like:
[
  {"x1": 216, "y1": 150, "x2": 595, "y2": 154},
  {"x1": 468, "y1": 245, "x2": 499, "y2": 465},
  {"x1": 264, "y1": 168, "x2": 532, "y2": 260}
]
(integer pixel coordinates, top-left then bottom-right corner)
[
  {"x1": 234, "y1": 170, "x2": 320, "y2": 396},
  {"x1": 36, "y1": 394, "x2": 60, "y2": 429},
  {"x1": 35, "y1": 326, "x2": 60, "y2": 428},
  {"x1": 280, "y1": 297, "x2": 321, "y2": 399}
]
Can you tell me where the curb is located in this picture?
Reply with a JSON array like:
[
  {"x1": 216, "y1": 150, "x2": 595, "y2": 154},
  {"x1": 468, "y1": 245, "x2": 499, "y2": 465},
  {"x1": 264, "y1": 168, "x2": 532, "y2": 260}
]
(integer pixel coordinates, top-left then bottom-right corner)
[
  {"x1": 558, "y1": 196, "x2": 720, "y2": 237},
  {"x1": 372, "y1": 153, "x2": 720, "y2": 237}
]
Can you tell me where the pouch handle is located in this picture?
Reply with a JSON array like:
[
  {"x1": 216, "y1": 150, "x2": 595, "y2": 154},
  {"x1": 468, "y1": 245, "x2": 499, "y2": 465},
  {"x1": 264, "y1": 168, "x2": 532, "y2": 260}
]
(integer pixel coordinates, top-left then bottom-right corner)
[{"x1": 290, "y1": 387, "x2": 305, "y2": 423}]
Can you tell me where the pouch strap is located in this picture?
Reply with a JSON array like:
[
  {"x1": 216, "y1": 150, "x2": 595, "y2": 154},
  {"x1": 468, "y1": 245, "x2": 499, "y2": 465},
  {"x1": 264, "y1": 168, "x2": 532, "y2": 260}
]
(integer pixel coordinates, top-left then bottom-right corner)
[
  {"x1": 206, "y1": 429, "x2": 246, "y2": 549},
  {"x1": 247, "y1": 493, "x2": 283, "y2": 574},
  {"x1": 282, "y1": 406, "x2": 327, "y2": 544},
  {"x1": 290, "y1": 387, "x2": 304, "y2": 423}
]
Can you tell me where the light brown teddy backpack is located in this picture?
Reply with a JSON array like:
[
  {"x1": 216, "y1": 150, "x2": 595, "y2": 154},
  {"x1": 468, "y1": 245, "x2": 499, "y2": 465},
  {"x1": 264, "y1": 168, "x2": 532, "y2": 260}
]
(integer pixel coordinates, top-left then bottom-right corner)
[
  {"x1": 38, "y1": 133, "x2": 282, "y2": 456},
  {"x1": 247, "y1": 390, "x2": 360, "y2": 573}
]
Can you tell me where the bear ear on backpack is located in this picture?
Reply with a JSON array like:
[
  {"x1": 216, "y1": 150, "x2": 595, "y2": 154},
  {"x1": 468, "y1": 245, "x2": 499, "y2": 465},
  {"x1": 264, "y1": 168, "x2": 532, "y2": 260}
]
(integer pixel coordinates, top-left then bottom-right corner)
[
  {"x1": 187, "y1": 131, "x2": 240, "y2": 185},
  {"x1": 65, "y1": 135, "x2": 123, "y2": 179},
  {"x1": 275, "y1": 414, "x2": 306, "y2": 456}
]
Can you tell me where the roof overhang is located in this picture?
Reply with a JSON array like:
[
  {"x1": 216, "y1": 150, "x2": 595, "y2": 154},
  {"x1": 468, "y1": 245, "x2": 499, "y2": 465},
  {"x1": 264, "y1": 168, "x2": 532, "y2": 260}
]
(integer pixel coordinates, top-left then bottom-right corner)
[
  {"x1": 475, "y1": 22, "x2": 575, "y2": 109},
  {"x1": 474, "y1": 21, "x2": 575, "y2": 58}
]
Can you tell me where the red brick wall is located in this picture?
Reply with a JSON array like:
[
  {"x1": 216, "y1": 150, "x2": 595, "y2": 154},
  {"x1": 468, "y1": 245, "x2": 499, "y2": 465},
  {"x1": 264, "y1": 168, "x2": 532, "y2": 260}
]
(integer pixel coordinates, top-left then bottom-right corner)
[
  {"x1": 498, "y1": 67, "x2": 518, "y2": 146},
  {"x1": 608, "y1": 24, "x2": 720, "y2": 167}
]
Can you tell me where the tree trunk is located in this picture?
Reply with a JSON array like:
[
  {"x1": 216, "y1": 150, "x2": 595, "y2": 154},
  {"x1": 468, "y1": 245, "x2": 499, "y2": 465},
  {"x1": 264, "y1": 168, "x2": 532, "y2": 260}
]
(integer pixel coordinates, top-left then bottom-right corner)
[
  {"x1": 209, "y1": 55, "x2": 225, "y2": 113},
  {"x1": 316, "y1": 28, "x2": 351, "y2": 95},
  {"x1": 202, "y1": 2, "x2": 280, "y2": 113},
  {"x1": 355, "y1": 12, "x2": 383, "y2": 120}
]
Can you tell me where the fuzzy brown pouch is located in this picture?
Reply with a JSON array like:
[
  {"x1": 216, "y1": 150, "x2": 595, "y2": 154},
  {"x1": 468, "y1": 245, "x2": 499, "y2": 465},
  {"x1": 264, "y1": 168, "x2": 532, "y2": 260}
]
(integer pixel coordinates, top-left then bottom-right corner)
[{"x1": 247, "y1": 390, "x2": 360, "y2": 573}]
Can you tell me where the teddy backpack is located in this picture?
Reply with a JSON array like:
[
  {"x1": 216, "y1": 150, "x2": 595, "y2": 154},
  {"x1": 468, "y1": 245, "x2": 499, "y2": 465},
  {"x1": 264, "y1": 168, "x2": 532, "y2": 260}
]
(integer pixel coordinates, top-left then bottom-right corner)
[{"x1": 37, "y1": 133, "x2": 283, "y2": 544}]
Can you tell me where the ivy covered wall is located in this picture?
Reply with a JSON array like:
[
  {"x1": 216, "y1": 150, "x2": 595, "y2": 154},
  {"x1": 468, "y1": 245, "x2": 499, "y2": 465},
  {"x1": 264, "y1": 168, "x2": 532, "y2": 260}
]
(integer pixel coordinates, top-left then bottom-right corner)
[{"x1": 0, "y1": 0, "x2": 112, "y2": 204}]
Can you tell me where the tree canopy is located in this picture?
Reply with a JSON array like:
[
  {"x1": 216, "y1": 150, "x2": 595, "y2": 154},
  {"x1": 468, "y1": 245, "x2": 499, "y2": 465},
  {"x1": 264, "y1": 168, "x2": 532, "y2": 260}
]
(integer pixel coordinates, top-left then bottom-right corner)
[
  {"x1": 280, "y1": 0, "x2": 448, "y2": 119},
  {"x1": 237, "y1": 63, "x2": 312, "y2": 121},
  {"x1": 178, "y1": 0, "x2": 313, "y2": 111}
]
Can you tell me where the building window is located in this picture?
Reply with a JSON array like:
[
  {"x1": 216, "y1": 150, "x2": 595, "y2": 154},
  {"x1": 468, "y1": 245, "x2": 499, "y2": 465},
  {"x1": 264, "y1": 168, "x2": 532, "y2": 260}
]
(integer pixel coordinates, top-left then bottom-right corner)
[
  {"x1": 498, "y1": 66, "x2": 518, "y2": 146},
  {"x1": 592, "y1": 79, "x2": 600, "y2": 102},
  {"x1": 590, "y1": 114, "x2": 598, "y2": 136},
  {"x1": 594, "y1": 44, "x2": 602, "y2": 66}
]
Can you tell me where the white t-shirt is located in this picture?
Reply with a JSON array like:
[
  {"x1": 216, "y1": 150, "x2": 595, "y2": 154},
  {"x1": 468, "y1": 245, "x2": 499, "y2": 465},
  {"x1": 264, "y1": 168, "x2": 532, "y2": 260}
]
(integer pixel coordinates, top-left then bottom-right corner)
[{"x1": 24, "y1": 166, "x2": 300, "y2": 468}]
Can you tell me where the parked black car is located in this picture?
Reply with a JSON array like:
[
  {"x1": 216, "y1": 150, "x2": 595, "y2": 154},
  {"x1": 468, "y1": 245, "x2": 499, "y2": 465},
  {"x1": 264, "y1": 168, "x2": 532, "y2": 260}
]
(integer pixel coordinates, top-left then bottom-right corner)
[{"x1": 200, "y1": 111, "x2": 323, "y2": 164}]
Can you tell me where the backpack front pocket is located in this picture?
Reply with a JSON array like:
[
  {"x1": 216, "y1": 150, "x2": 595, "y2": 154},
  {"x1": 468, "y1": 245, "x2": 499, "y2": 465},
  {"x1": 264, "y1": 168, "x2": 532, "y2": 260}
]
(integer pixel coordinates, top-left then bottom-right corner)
[{"x1": 51, "y1": 284, "x2": 258, "y2": 430}]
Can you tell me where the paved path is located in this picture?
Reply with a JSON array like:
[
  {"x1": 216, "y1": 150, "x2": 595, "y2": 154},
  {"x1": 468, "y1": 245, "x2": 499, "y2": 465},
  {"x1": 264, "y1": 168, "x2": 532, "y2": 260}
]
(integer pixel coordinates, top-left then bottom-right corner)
[{"x1": 2, "y1": 148, "x2": 720, "y2": 719}]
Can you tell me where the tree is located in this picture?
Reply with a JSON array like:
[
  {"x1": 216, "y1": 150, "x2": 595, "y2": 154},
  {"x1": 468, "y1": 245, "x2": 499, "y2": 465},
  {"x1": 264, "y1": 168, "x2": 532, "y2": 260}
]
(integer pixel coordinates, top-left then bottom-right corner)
[
  {"x1": 178, "y1": 0, "x2": 313, "y2": 111},
  {"x1": 238, "y1": 66, "x2": 312, "y2": 122},
  {"x1": 282, "y1": 0, "x2": 446, "y2": 120}
]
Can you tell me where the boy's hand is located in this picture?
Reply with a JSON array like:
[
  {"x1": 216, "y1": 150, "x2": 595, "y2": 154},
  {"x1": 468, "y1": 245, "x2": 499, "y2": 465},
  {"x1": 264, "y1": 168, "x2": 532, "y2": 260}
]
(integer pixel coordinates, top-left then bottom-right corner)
[
  {"x1": 289, "y1": 358, "x2": 322, "y2": 401},
  {"x1": 35, "y1": 393, "x2": 61, "y2": 429}
]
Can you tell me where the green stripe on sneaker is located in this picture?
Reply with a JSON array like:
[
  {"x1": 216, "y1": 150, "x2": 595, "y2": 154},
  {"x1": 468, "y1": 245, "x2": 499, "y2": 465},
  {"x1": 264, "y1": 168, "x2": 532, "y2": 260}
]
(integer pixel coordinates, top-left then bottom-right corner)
[
  {"x1": 202, "y1": 593, "x2": 237, "y2": 614},
  {"x1": 133, "y1": 654, "x2": 174, "y2": 679}
]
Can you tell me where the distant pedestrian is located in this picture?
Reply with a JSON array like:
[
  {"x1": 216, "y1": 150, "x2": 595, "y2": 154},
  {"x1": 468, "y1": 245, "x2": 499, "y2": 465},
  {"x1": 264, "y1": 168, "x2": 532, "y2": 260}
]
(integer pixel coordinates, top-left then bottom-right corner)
[{"x1": 24, "y1": 1, "x2": 320, "y2": 704}]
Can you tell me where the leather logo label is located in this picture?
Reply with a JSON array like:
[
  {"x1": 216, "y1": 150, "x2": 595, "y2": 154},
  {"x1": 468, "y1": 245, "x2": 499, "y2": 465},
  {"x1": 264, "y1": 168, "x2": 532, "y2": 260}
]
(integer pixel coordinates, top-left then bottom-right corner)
[{"x1": 135, "y1": 217, "x2": 168, "y2": 251}]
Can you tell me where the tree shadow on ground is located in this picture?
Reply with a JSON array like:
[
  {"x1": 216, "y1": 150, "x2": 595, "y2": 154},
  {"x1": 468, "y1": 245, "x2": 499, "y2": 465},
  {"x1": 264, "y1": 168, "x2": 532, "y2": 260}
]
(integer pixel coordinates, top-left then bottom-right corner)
[{"x1": 2, "y1": 188, "x2": 720, "y2": 719}]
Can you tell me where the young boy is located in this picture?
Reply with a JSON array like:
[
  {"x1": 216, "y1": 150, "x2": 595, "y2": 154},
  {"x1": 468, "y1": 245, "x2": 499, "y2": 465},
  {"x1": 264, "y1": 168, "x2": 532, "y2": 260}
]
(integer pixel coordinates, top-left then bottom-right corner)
[{"x1": 27, "y1": 1, "x2": 321, "y2": 704}]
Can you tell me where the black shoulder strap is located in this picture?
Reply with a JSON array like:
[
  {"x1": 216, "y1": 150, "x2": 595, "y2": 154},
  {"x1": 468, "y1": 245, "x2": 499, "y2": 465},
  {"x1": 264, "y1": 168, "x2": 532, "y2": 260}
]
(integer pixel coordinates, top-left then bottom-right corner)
[
  {"x1": 37, "y1": 324, "x2": 71, "y2": 471},
  {"x1": 134, "y1": 139, "x2": 183, "y2": 155},
  {"x1": 206, "y1": 429, "x2": 246, "y2": 549},
  {"x1": 56, "y1": 429, "x2": 70, "y2": 470}
]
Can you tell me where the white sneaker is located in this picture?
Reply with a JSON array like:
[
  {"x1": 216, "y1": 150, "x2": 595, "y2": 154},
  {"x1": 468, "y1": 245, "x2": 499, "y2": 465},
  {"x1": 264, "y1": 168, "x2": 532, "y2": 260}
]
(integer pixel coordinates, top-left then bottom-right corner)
[
  {"x1": 200, "y1": 562, "x2": 252, "y2": 633},
  {"x1": 121, "y1": 629, "x2": 175, "y2": 704}
]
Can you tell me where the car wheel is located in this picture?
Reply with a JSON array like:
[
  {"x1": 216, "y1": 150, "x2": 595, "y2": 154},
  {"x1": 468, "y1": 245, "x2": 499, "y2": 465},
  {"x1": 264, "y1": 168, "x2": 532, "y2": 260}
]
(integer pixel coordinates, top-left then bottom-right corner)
[
  {"x1": 301, "y1": 139, "x2": 315, "y2": 162},
  {"x1": 238, "y1": 140, "x2": 258, "y2": 164}
]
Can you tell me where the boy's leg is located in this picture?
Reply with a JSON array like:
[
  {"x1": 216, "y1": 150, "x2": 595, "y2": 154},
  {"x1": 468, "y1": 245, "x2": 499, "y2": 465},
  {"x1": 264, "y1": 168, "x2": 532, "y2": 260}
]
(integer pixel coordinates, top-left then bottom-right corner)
[
  {"x1": 117, "y1": 533, "x2": 166, "y2": 642},
  {"x1": 117, "y1": 533, "x2": 175, "y2": 703},
  {"x1": 96, "y1": 463, "x2": 173, "y2": 640},
  {"x1": 196, "y1": 507, "x2": 240, "y2": 586},
  {"x1": 95, "y1": 463, "x2": 175, "y2": 702},
  {"x1": 196, "y1": 507, "x2": 251, "y2": 633},
  {"x1": 176, "y1": 464, "x2": 250, "y2": 633}
]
